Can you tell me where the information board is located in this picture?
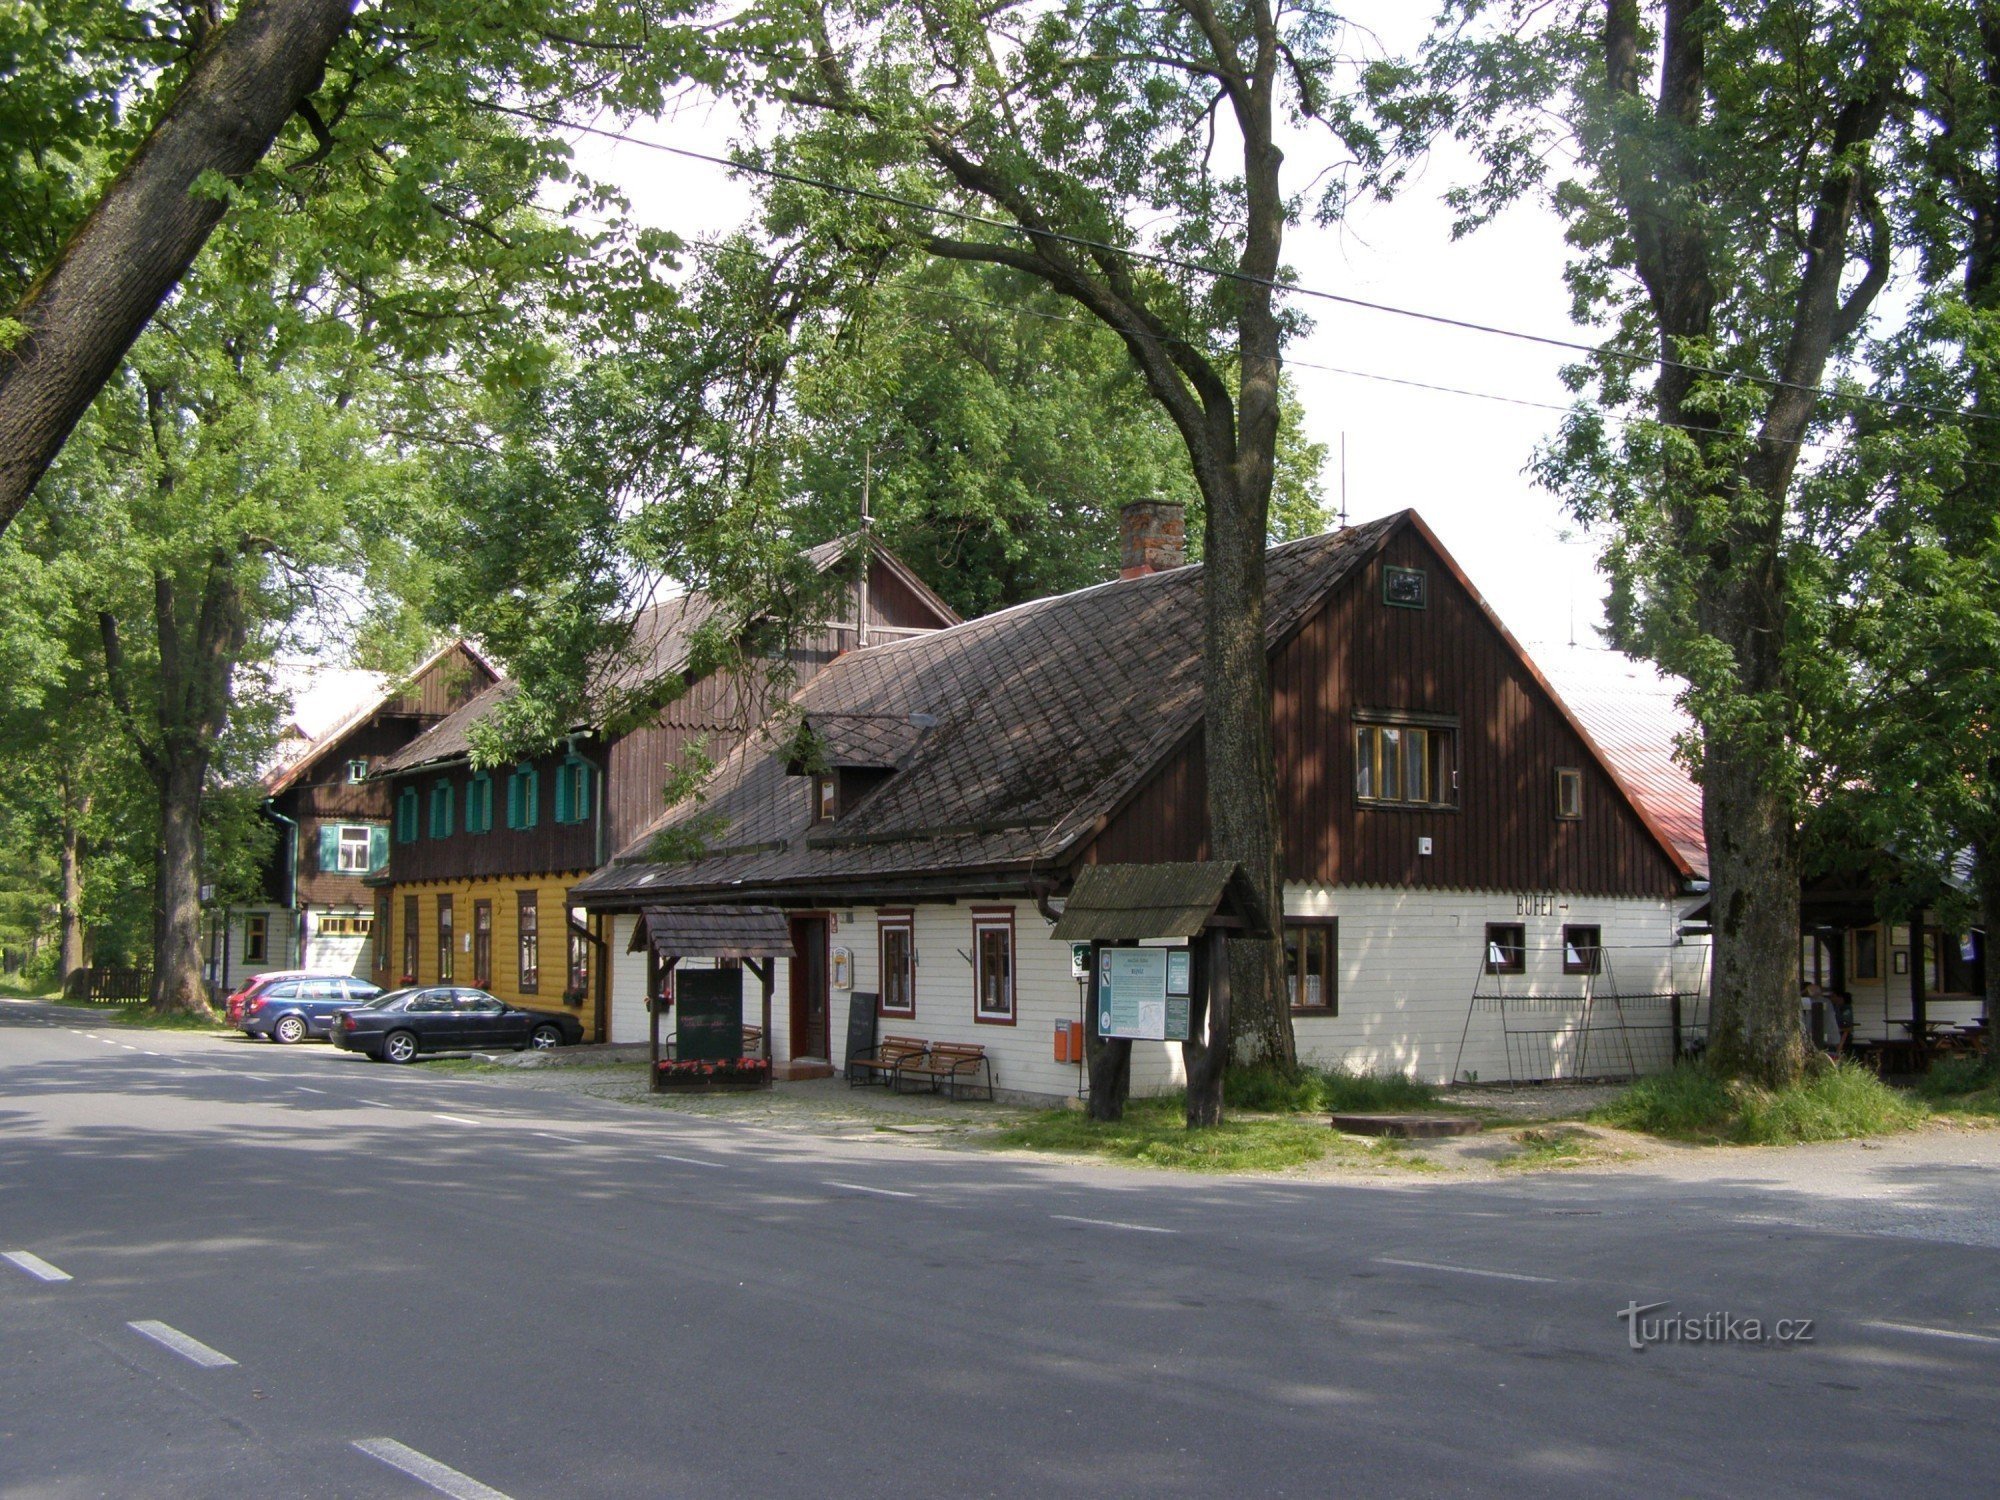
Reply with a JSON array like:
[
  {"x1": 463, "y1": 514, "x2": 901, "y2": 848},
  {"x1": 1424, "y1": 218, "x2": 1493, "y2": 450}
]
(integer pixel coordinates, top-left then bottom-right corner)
[
  {"x1": 845, "y1": 990, "x2": 879, "y2": 1068},
  {"x1": 1097, "y1": 948, "x2": 1191, "y2": 1042},
  {"x1": 676, "y1": 969, "x2": 743, "y2": 1061}
]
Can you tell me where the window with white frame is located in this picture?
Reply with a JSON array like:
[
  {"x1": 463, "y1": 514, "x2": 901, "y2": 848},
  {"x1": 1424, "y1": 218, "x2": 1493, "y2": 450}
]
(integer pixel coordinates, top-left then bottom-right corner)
[
  {"x1": 336, "y1": 825, "x2": 373, "y2": 872},
  {"x1": 972, "y1": 911, "x2": 1015, "y2": 1024}
]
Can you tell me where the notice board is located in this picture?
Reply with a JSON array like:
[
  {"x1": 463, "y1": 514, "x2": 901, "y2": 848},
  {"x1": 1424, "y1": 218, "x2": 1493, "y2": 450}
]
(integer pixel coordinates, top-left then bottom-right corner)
[
  {"x1": 1097, "y1": 948, "x2": 1190, "y2": 1041},
  {"x1": 676, "y1": 968, "x2": 743, "y2": 1060}
]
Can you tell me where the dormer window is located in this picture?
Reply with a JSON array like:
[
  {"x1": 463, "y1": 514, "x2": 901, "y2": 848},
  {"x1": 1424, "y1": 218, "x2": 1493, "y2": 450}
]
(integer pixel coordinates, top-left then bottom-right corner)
[
  {"x1": 813, "y1": 775, "x2": 837, "y2": 823},
  {"x1": 346, "y1": 758, "x2": 370, "y2": 783}
]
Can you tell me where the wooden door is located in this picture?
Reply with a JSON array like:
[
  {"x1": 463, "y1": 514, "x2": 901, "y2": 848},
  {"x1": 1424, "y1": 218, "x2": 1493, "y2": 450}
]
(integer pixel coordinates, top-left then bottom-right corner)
[
  {"x1": 789, "y1": 915, "x2": 830, "y2": 1059},
  {"x1": 473, "y1": 900, "x2": 492, "y2": 989}
]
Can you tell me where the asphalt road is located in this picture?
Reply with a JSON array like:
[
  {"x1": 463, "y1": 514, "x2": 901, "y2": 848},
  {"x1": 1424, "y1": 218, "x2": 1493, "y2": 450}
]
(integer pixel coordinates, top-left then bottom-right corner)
[{"x1": 3, "y1": 997, "x2": 1997, "y2": 1499}]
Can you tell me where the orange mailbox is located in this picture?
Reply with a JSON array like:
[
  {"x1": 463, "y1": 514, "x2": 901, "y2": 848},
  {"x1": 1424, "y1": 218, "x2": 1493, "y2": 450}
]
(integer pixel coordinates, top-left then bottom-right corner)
[{"x1": 1054, "y1": 1020, "x2": 1085, "y2": 1063}]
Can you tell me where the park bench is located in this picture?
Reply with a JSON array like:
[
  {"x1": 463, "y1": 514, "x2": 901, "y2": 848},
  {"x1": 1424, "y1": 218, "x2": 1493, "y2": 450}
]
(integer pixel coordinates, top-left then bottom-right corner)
[
  {"x1": 892, "y1": 1041, "x2": 994, "y2": 1102},
  {"x1": 847, "y1": 1035, "x2": 929, "y2": 1087}
]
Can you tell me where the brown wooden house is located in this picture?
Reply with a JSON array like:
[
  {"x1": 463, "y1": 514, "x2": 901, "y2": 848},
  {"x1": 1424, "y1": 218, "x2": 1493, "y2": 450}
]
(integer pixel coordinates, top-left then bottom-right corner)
[
  {"x1": 574, "y1": 506, "x2": 1711, "y2": 1097},
  {"x1": 215, "y1": 642, "x2": 499, "y2": 992},
  {"x1": 370, "y1": 536, "x2": 959, "y2": 1039}
]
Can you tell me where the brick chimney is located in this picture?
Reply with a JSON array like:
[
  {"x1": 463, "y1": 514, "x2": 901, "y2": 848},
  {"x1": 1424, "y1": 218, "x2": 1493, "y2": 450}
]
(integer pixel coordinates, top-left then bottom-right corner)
[{"x1": 1118, "y1": 499, "x2": 1187, "y2": 579}]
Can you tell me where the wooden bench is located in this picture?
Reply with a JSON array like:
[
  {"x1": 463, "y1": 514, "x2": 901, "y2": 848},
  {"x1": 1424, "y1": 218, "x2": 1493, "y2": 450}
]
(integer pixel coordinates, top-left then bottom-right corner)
[
  {"x1": 893, "y1": 1041, "x2": 994, "y2": 1102},
  {"x1": 847, "y1": 1035, "x2": 929, "y2": 1087}
]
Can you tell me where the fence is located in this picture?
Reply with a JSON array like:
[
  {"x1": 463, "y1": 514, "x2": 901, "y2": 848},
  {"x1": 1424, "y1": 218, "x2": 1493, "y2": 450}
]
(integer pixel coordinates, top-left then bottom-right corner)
[{"x1": 63, "y1": 967, "x2": 151, "y2": 1003}]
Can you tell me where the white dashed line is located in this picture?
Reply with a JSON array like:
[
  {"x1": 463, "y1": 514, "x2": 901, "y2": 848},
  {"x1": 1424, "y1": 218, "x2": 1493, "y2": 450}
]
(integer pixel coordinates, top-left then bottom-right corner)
[
  {"x1": 826, "y1": 1180, "x2": 918, "y2": 1198},
  {"x1": 295, "y1": 1085, "x2": 327, "y2": 1095},
  {"x1": 3, "y1": 1249, "x2": 72, "y2": 1282},
  {"x1": 536, "y1": 1132, "x2": 586, "y2": 1145},
  {"x1": 127, "y1": 1320, "x2": 236, "y2": 1368},
  {"x1": 352, "y1": 1438, "x2": 513, "y2": 1499},
  {"x1": 1861, "y1": 1319, "x2": 2000, "y2": 1347},
  {"x1": 434, "y1": 1114, "x2": 483, "y2": 1126},
  {"x1": 1050, "y1": 1213, "x2": 1178, "y2": 1235},
  {"x1": 1376, "y1": 1257, "x2": 1563, "y2": 1285},
  {"x1": 657, "y1": 1153, "x2": 726, "y2": 1170},
  {"x1": 355, "y1": 1099, "x2": 390, "y2": 1109}
]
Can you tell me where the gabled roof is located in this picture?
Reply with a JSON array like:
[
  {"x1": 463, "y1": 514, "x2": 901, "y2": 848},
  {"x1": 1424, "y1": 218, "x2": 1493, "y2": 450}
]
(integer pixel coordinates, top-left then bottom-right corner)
[
  {"x1": 573, "y1": 517, "x2": 1403, "y2": 903},
  {"x1": 377, "y1": 534, "x2": 955, "y2": 777},
  {"x1": 260, "y1": 640, "x2": 496, "y2": 795},
  {"x1": 573, "y1": 511, "x2": 1705, "y2": 908},
  {"x1": 1051, "y1": 862, "x2": 1272, "y2": 941}
]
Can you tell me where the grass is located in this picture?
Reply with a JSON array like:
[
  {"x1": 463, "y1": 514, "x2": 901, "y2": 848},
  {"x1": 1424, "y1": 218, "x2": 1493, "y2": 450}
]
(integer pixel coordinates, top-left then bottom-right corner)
[
  {"x1": 1591, "y1": 1060, "x2": 1924, "y2": 1145},
  {"x1": 1496, "y1": 1126, "x2": 1607, "y2": 1170},
  {"x1": 1913, "y1": 1055, "x2": 2000, "y2": 1118},
  {"x1": 108, "y1": 1005, "x2": 232, "y2": 1032},
  {"x1": 0, "y1": 973, "x2": 59, "y2": 1000},
  {"x1": 1225, "y1": 1063, "x2": 1449, "y2": 1115},
  {"x1": 995, "y1": 1095, "x2": 1337, "y2": 1172}
]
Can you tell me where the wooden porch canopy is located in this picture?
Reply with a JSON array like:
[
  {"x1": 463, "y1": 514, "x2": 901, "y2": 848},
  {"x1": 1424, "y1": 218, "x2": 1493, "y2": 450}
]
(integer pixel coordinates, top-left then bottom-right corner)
[
  {"x1": 628, "y1": 904, "x2": 793, "y2": 960},
  {"x1": 1051, "y1": 861, "x2": 1273, "y2": 943},
  {"x1": 630, "y1": 905, "x2": 791, "y2": 1087}
]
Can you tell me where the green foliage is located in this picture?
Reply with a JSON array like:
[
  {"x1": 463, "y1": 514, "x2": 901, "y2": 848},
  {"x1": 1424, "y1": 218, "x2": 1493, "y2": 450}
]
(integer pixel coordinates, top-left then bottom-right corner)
[
  {"x1": 1225, "y1": 1062, "x2": 1447, "y2": 1114},
  {"x1": 1592, "y1": 1061, "x2": 1924, "y2": 1144},
  {"x1": 1496, "y1": 1126, "x2": 1608, "y2": 1171},
  {"x1": 1912, "y1": 1055, "x2": 2000, "y2": 1118}
]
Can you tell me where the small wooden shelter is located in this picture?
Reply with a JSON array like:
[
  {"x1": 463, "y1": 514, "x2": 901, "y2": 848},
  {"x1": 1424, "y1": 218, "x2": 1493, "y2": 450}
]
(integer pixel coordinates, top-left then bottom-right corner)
[{"x1": 629, "y1": 905, "x2": 792, "y2": 1089}]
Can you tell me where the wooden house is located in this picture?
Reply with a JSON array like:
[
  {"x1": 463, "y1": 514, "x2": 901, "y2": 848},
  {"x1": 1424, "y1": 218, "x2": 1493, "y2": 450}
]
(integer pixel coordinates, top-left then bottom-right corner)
[
  {"x1": 369, "y1": 537, "x2": 959, "y2": 1039},
  {"x1": 217, "y1": 642, "x2": 499, "y2": 991},
  {"x1": 572, "y1": 506, "x2": 1712, "y2": 1098}
]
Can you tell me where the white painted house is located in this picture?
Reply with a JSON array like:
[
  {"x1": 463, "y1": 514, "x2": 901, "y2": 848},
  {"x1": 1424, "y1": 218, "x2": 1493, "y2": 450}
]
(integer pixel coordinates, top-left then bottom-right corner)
[{"x1": 574, "y1": 506, "x2": 1711, "y2": 1102}]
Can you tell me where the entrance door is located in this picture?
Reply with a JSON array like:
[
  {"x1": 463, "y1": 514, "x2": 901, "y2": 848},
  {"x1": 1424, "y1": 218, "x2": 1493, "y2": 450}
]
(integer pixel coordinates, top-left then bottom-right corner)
[{"x1": 789, "y1": 916, "x2": 830, "y2": 1060}]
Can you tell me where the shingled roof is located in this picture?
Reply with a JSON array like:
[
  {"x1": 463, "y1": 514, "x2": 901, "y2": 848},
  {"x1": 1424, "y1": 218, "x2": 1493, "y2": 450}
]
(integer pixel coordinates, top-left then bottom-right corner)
[
  {"x1": 572, "y1": 516, "x2": 1406, "y2": 906},
  {"x1": 378, "y1": 535, "x2": 952, "y2": 777}
]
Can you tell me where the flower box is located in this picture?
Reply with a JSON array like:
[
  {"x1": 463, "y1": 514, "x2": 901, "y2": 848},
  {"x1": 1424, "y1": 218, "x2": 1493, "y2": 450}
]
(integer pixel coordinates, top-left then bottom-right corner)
[{"x1": 654, "y1": 1056, "x2": 772, "y2": 1092}]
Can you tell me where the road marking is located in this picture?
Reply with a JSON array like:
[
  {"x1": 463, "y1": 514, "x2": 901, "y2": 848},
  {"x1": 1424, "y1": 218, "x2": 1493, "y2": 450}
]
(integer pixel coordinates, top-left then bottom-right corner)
[
  {"x1": 355, "y1": 1099, "x2": 390, "y2": 1109},
  {"x1": 658, "y1": 1153, "x2": 725, "y2": 1170},
  {"x1": 434, "y1": 1114, "x2": 483, "y2": 1126},
  {"x1": 826, "y1": 1180, "x2": 918, "y2": 1198},
  {"x1": 1050, "y1": 1213, "x2": 1178, "y2": 1235},
  {"x1": 295, "y1": 1085, "x2": 327, "y2": 1095},
  {"x1": 537, "y1": 1132, "x2": 586, "y2": 1145},
  {"x1": 1375, "y1": 1257, "x2": 1562, "y2": 1285},
  {"x1": 352, "y1": 1438, "x2": 513, "y2": 1500},
  {"x1": 127, "y1": 1320, "x2": 236, "y2": 1368},
  {"x1": 1861, "y1": 1319, "x2": 2000, "y2": 1347},
  {"x1": 3, "y1": 1249, "x2": 72, "y2": 1282}
]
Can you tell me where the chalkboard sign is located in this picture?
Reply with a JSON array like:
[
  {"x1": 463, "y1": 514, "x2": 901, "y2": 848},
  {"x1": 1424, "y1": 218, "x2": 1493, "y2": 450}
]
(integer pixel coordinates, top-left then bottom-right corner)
[
  {"x1": 677, "y1": 968, "x2": 743, "y2": 1061},
  {"x1": 845, "y1": 990, "x2": 879, "y2": 1068}
]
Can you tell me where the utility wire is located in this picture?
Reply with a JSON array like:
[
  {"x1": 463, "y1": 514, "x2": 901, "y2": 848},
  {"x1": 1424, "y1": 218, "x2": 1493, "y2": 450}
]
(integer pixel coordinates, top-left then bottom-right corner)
[{"x1": 515, "y1": 106, "x2": 2000, "y2": 432}]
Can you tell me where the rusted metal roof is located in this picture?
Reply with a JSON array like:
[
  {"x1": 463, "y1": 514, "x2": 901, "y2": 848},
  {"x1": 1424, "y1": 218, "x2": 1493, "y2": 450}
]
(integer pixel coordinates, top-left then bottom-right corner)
[
  {"x1": 1051, "y1": 862, "x2": 1271, "y2": 941},
  {"x1": 628, "y1": 905, "x2": 793, "y2": 959}
]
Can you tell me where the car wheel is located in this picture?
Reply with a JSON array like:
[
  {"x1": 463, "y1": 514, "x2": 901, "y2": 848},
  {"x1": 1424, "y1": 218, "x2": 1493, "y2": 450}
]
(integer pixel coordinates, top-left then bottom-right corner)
[
  {"x1": 273, "y1": 1015, "x2": 306, "y2": 1045},
  {"x1": 529, "y1": 1023, "x2": 563, "y2": 1051},
  {"x1": 382, "y1": 1030, "x2": 419, "y2": 1064}
]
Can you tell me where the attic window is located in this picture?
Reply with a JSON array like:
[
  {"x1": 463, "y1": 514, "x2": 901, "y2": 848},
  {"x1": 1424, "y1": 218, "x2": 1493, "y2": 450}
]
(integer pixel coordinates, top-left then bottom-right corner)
[
  {"x1": 1383, "y1": 566, "x2": 1427, "y2": 609},
  {"x1": 812, "y1": 775, "x2": 837, "y2": 823},
  {"x1": 1555, "y1": 767, "x2": 1583, "y2": 820},
  {"x1": 346, "y1": 758, "x2": 370, "y2": 783}
]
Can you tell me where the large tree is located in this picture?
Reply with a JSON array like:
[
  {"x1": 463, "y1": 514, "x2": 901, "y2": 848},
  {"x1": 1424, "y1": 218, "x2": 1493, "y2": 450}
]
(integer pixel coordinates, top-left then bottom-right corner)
[
  {"x1": 694, "y1": 0, "x2": 1365, "y2": 1122},
  {"x1": 1387, "y1": 1, "x2": 1920, "y2": 1085}
]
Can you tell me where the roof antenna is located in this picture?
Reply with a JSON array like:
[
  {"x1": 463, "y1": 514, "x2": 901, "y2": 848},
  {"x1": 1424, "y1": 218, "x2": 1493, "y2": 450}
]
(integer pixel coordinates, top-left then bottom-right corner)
[
  {"x1": 1338, "y1": 432, "x2": 1350, "y2": 531},
  {"x1": 857, "y1": 447, "x2": 872, "y2": 650}
]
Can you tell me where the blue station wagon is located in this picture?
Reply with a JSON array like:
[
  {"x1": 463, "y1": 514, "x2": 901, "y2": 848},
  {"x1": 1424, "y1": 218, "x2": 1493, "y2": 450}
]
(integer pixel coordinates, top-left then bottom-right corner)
[{"x1": 238, "y1": 976, "x2": 383, "y2": 1043}]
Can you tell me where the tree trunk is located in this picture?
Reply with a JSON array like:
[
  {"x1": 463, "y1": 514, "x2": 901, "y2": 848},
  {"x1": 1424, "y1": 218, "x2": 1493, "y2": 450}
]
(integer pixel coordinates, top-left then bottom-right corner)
[
  {"x1": 1085, "y1": 1031, "x2": 1133, "y2": 1122},
  {"x1": 0, "y1": 0, "x2": 356, "y2": 529},
  {"x1": 1698, "y1": 730, "x2": 1805, "y2": 1086},
  {"x1": 58, "y1": 791, "x2": 87, "y2": 990},
  {"x1": 151, "y1": 756, "x2": 212, "y2": 1017}
]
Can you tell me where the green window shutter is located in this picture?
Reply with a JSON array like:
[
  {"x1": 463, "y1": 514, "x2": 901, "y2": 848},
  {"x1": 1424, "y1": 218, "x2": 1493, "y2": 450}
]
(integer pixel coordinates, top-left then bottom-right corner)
[
  {"x1": 430, "y1": 780, "x2": 454, "y2": 839},
  {"x1": 398, "y1": 788, "x2": 417, "y2": 843},
  {"x1": 521, "y1": 767, "x2": 539, "y2": 829},
  {"x1": 554, "y1": 763, "x2": 572, "y2": 824},
  {"x1": 504, "y1": 771, "x2": 519, "y2": 829},
  {"x1": 369, "y1": 825, "x2": 390, "y2": 870},
  {"x1": 466, "y1": 775, "x2": 486, "y2": 834},
  {"x1": 574, "y1": 760, "x2": 592, "y2": 819},
  {"x1": 318, "y1": 824, "x2": 341, "y2": 872}
]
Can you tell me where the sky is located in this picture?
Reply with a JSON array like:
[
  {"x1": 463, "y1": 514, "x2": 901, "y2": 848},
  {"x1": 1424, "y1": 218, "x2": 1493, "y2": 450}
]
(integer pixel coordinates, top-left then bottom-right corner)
[{"x1": 557, "y1": 9, "x2": 1617, "y2": 660}]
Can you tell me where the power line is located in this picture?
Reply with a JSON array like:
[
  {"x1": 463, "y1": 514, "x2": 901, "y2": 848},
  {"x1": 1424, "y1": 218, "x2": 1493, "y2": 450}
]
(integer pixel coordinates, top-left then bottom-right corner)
[{"x1": 518, "y1": 105, "x2": 2000, "y2": 432}]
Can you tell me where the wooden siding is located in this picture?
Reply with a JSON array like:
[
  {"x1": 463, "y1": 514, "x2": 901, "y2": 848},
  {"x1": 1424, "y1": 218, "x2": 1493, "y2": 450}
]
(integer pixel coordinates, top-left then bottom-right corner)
[
  {"x1": 1087, "y1": 526, "x2": 1683, "y2": 897},
  {"x1": 375, "y1": 874, "x2": 599, "y2": 1038},
  {"x1": 602, "y1": 553, "x2": 957, "y2": 854},
  {"x1": 382, "y1": 642, "x2": 495, "y2": 718},
  {"x1": 388, "y1": 746, "x2": 598, "y2": 884}
]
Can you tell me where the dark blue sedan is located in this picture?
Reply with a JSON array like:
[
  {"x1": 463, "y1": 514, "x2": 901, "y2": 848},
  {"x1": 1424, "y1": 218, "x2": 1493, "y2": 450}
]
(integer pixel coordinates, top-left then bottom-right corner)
[
  {"x1": 239, "y1": 976, "x2": 382, "y2": 1043},
  {"x1": 329, "y1": 986, "x2": 583, "y2": 1063}
]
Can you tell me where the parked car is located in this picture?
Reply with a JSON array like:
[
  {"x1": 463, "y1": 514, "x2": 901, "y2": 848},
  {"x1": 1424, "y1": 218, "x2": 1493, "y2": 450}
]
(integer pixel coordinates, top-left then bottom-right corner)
[
  {"x1": 329, "y1": 986, "x2": 583, "y2": 1063},
  {"x1": 239, "y1": 976, "x2": 383, "y2": 1043},
  {"x1": 225, "y1": 971, "x2": 311, "y2": 1025}
]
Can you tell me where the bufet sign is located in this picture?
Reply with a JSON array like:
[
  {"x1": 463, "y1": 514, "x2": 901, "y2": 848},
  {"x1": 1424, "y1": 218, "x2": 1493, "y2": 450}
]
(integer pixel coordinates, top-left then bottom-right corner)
[{"x1": 1097, "y1": 947, "x2": 1191, "y2": 1042}]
